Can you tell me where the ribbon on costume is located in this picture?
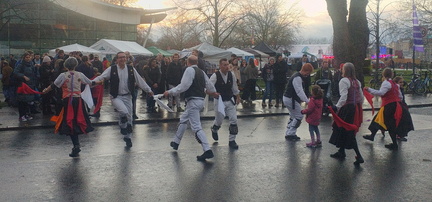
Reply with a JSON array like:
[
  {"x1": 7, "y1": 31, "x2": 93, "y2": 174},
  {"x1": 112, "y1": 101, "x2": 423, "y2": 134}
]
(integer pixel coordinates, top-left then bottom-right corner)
[
  {"x1": 363, "y1": 88, "x2": 374, "y2": 115},
  {"x1": 17, "y1": 83, "x2": 42, "y2": 94},
  {"x1": 328, "y1": 106, "x2": 359, "y2": 132}
]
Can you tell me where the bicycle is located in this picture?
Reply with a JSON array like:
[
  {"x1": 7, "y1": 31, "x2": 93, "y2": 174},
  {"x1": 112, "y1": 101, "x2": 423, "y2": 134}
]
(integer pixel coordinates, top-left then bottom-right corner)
[
  {"x1": 413, "y1": 70, "x2": 431, "y2": 94},
  {"x1": 406, "y1": 73, "x2": 421, "y2": 93},
  {"x1": 369, "y1": 68, "x2": 382, "y2": 89}
]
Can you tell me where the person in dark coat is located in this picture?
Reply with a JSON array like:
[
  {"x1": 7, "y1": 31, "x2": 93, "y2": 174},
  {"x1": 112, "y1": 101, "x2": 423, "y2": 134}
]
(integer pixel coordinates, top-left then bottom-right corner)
[
  {"x1": 143, "y1": 58, "x2": 161, "y2": 112},
  {"x1": 273, "y1": 54, "x2": 288, "y2": 107}
]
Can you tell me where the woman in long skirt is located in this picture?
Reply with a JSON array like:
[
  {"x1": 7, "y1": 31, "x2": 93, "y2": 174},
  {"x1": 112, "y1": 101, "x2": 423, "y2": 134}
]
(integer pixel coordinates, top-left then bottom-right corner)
[
  {"x1": 329, "y1": 62, "x2": 364, "y2": 165},
  {"x1": 363, "y1": 68, "x2": 414, "y2": 150},
  {"x1": 43, "y1": 57, "x2": 99, "y2": 157}
]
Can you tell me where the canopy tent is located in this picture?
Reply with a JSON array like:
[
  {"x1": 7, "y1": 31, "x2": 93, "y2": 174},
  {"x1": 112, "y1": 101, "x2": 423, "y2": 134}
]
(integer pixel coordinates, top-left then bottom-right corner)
[
  {"x1": 48, "y1": 43, "x2": 101, "y2": 56},
  {"x1": 288, "y1": 44, "x2": 332, "y2": 59},
  {"x1": 226, "y1": 47, "x2": 254, "y2": 58},
  {"x1": 166, "y1": 49, "x2": 180, "y2": 54},
  {"x1": 147, "y1": 46, "x2": 173, "y2": 57},
  {"x1": 184, "y1": 42, "x2": 232, "y2": 64},
  {"x1": 90, "y1": 39, "x2": 153, "y2": 56},
  {"x1": 253, "y1": 42, "x2": 278, "y2": 56},
  {"x1": 243, "y1": 48, "x2": 269, "y2": 58}
]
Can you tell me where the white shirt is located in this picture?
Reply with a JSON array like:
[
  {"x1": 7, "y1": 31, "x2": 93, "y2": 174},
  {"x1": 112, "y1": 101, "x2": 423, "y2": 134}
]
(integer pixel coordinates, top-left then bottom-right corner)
[
  {"x1": 336, "y1": 77, "x2": 364, "y2": 109},
  {"x1": 209, "y1": 71, "x2": 240, "y2": 95},
  {"x1": 367, "y1": 79, "x2": 403, "y2": 100},
  {"x1": 168, "y1": 65, "x2": 216, "y2": 97},
  {"x1": 93, "y1": 64, "x2": 152, "y2": 94}
]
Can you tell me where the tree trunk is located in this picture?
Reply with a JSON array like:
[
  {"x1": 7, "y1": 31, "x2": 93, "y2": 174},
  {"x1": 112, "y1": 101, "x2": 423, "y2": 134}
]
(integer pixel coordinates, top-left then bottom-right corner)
[
  {"x1": 348, "y1": 0, "x2": 369, "y2": 86},
  {"x1": 326, "y1": 0, "x2": 369, "y2": 86}
]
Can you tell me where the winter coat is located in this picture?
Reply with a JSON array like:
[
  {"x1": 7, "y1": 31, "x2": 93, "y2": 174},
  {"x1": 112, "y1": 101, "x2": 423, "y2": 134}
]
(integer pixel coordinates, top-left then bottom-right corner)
[{"x1": 301, "y1": 97, "x2": 323, "y2": 126}]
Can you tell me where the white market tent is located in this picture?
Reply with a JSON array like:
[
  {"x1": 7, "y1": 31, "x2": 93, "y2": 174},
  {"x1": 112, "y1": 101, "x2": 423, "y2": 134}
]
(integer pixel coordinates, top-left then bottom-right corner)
[
  {"x1": 226, "y1": 47, "x2": 254, "y2": 58},
  {"x1": 49, "y1": 43, "x2": 101, "y2": 56},
  {"x1": 90, "y1": 39, "x2": 153, "y2": 56},
  {"x1": 288, "y1": 44, "x2": 332, "y2": 59},
  {"x1": 184, "y1": 42, "x2": 232, "y2": 64}
]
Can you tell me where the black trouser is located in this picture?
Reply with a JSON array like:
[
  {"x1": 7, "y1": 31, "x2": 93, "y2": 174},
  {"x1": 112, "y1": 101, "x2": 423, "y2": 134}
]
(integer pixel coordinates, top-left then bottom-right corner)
[
  {"x1": 41, "y1": 91, "x2": 53, "y2": 113},
  {"x1": 18, "y1": 101, "x2": 29, "y2": 117},
  {"x1": 241, "y1": 79, "x2": 257, "y2": 101},
  {"x1": 274, "y1": 82, "x2": 286, "y2": 104},
  {"x1": 70, "y1": 135, "x2": 79, "y2": 146}
]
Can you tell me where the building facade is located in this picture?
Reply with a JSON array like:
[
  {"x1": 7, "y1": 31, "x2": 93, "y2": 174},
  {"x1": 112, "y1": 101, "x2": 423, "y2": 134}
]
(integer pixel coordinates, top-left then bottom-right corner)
[{"x1": 0, "y1": 0, "x2": 170, "y2": 56}]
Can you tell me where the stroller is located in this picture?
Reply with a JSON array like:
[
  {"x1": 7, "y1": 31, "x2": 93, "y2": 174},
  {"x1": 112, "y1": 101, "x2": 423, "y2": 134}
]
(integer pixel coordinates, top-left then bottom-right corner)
[{"x1": 315, "y1": 79, "x2": 333, "y2": 117}]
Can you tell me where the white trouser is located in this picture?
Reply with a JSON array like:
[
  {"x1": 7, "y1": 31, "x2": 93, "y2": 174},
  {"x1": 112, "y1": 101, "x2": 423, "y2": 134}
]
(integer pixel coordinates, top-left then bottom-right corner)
[
  {"x1": 168, "y1": 84, "x2": 181, "y2": 108},
  {"x1": 111, "y1": 94, "x2": 133, "y2": 138},
  {"x1": 173, "y1": 98, "x2": 210, "y2": 151},
  {"x1": 283, "y1": 96, "x2": 303, "y2": 136},
  {"x1": 213, "y1": 98, "x2": 238, "y2": 141}
]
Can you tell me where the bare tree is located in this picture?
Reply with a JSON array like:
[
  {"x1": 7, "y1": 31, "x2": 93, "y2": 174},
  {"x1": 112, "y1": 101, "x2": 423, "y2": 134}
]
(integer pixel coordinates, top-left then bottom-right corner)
[
  {"x1": 326, "y1": 0, "x2": 369, "y2": 85},
  {"x1": 0, "y1": 0, "x2": 41, "y2": 32},
  {"x1": 155, "y1": 17, "x2": 203, "y2": 50},
  {"x1": 172, "y1": 0, "x2": 245, "y2": 47},
  {"x1": 244, "y1": 0, "x2": 303, "y2": 50}
]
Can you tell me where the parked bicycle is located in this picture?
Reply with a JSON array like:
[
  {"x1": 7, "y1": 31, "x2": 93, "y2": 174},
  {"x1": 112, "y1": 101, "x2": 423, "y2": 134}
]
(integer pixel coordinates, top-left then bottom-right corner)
[
  {"x1": 369, "y1": 68, "x2": 382, "y2": 89},
  {"x1": 413, "y1": 70, "x2": 431, "y2": 94},
  {"x1": 406, "y1": 73, "x2": 421, "y2": 94}
]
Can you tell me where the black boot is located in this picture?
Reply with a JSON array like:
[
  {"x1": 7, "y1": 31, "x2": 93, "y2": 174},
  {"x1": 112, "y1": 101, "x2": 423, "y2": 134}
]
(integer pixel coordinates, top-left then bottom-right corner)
[
  {"x1": 196, "y1": 150, "x2": 214, "y2": 161},
  {"x1": 69, "y1": 145, "x2": 81, "y2": 157},
  {"x1": 211, "y1": 125, "x2": 220, "y2": 141}
]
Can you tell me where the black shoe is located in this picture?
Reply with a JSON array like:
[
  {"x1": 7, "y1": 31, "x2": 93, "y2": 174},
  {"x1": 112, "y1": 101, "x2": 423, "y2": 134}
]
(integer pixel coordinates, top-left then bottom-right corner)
[
  {"x1": 123, "y1": 138, "x2": 132, "y2": 147},
  {"x1": 330, "y1": 151, "x2": 346, "y2": 159},
  {"x1": 285, "y1": 135, "x2": 300, "y2": 141},
  {"x1": 229, "y1": 141, "x2": 239, "y2": 149},
  {"x1": 363, "y1": 135, "x2": 374, "y2": 141},
  {"x1": 385, "y1": 143, "x2": 398, "y2": 150},
  {"x1": 353, "y1": 156, "x2": 364, "y2": 165},
  {"x1": 211, "y1": 129, "x2": 219, "y2": 141},
  {"x1": 69, "y1": 146, "x2": 81, "y2": 157},
  {"x1": 197, "y1": 150, "x2": 214, "y2": 161},
  {"x1": 170, "y1": 141, "x2": 179, "y2": 150}
]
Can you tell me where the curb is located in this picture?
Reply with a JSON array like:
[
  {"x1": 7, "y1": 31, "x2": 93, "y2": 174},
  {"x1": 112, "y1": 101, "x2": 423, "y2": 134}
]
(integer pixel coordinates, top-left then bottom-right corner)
[{"x1": 0, "y1": 104, "x2": 430, "y2": 132}]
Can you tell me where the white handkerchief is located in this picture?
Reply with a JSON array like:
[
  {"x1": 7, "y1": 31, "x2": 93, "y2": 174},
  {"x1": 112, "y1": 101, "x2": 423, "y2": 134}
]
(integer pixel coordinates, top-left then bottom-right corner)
[
  {"x1": 217, "y1": 98, "x2": 225, "y2": 117},
  {"x1": 155, "y1": 97, "x2": 174, "y2": 112},
  {"x1": 81, "y1": 85, "x2": 94, "y2": 109},
  {"x1": 202, "y1": 95, "x2": 209, "y2": 115},
  {"x1": 153, "y1": 94, "x2": 164, "y2": 100}
]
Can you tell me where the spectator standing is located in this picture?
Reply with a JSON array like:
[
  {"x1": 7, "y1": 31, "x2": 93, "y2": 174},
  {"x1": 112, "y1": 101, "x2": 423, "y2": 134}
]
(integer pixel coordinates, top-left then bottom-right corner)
[
  {"x1": 91, "y1": 55, "x2": 104, "y2": 74},
  {"x1": 14, "y1": 52, "x2": 38, "y2": 121},
  {"x1": 9, "y1": 54, "x2": 17, "y2": 68},
  {"x1": 143, "y1": 58, "x2": 161, "y2": 113},
  {"x1": 1, "y1": 61, "x2": 13, "y2": 104},
  {"x1": 241, "y1": 58, "x2": 259, "y2": 105},
  {"x1": 273, "y1": 54, "x2": 289, "y2": 107},
  {"x1": 166, "y1": 53, "x2": 184, "y2": 111},
  {"x1": 261, "y1": 57, "x2": 275, "y2": 107},
  {"x1": 39, "y1": 56, "x2": 55, "y2": 115}
]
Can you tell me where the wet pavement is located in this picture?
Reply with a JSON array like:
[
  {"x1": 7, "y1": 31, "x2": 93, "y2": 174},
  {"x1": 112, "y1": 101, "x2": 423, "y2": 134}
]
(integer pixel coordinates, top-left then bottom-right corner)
[
  {"x1": 1, "y1": 91, "x2": 432, "y2": 131},
  {"x1": 0, "y1": 92, "x2": 432, "y2": 201}
]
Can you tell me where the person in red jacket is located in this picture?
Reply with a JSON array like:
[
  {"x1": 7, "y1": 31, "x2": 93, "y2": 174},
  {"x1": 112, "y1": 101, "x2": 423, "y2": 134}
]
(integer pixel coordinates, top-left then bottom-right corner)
[{"x1": 301, "y1": 85, "x2": 323, "y2": 148}]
